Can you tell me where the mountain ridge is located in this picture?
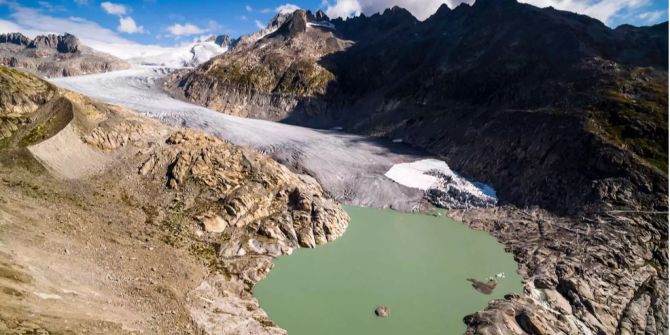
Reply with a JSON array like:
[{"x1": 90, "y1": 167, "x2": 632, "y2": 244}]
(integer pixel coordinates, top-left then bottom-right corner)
[{"x1": 0, "y1": 32, "x2": 129, "y2": 77}]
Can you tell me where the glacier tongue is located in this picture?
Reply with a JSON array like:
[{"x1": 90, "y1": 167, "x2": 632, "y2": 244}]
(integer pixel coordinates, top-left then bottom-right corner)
[{"x1": 384, "y1": 159, "x2": 497, "y2": 209}]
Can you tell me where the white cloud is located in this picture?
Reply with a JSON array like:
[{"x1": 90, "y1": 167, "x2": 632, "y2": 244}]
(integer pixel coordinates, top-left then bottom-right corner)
[
  {"x1": 38, "y1": 1, "x2": 66, "y2": 12},
  {"x1": 74, "y1": 0, "x2": 89, "y2": 5},
  {"x1": 255, "y1": 20, "x2": 265, "y2": 29},
  {"x1": 100, "y1": 1, "x2": 127, "y2": 15},
  {"x1": 323, "y1": 0, "x2": 659, "y2": 24},
  {"x1": 0, "y1": 3, "x2": 170, "y2": 59},
  {"x1": 118, "y1": 16, "x2": 143, "y2": 33},
  {"x1": 636, "y1": 10, "x2": 665, "y2": 23},
  {"x1": 245, "y1": 5, "x2": 253, "y2": 12},
  {"x1": 276, "y1": 3, "x2": 301, "y2": 14},
  {"x1": 325, "y1": 0, "x2": 363, "y2": 18},
  {"x1": 520, "y1": 0, "x2": 649, "y2": 25},
  {"x1": 167, "y1": 23, "x2": 207, "y2": 36}
]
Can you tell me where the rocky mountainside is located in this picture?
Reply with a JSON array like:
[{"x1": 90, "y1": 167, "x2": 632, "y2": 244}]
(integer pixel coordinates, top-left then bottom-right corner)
[
  {"x1": 0, "y1": 65, "x2": 347, "y2": 333},
  {"x1": 166, "y1": 1, "x2": 668, "y2": 215},
  {"x1": 164, "y1": 2, "x2": 669, "y2": 334},
  {"x1": 0, "y1": 32, "x2": 129, "y2": 77},
  {"x1": 165, "y1": 9, "x2": 351, "y2": 120}
]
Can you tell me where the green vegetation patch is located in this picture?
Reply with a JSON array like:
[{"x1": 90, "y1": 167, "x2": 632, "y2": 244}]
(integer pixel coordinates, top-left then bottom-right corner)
[
  {"x1": 0, "y1": 66, "x2": 57, "y2": 117},
  {"x1": 588, "y1": 69, "x2": 668, "y2": 173},
  {"x1": 209, "y1": 61, "x2": 275, "y2": 92},
  {"x1": 207, "y1": 57, "x2": 334, "y2": 97},
  {"x1": 276, "y1": 60, "x2": 335, "y2": 96}
]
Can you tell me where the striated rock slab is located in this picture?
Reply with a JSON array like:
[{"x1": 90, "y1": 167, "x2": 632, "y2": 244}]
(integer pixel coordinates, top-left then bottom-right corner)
[{"x1": 451, "y1": 207, "x2": 667, "y2": 335}]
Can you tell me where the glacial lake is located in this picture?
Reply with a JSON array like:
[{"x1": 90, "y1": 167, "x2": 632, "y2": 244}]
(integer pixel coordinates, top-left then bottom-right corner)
[{"x1": 254, "y1": 206, "x2": 523, "y2": 335}]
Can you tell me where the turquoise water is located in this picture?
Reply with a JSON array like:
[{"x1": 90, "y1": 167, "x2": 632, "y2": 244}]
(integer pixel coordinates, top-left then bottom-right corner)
[{"x1": 254, "y1": 206, "x2": 523, "y2": 334}]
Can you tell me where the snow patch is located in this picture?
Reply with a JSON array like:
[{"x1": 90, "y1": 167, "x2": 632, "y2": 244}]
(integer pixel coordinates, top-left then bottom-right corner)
[
  {"x1": 307, "y1": 21, "x2": 336, "y2": 30},
  {"x1": 384, "y1": 159, "x2": 497, "y2": 209},
  {"x1": 128, "y1": 41, "x2": 227, "y2": 68}
]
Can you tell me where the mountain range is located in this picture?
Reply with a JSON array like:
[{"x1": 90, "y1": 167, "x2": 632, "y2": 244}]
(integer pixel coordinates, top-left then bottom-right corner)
[
  {"x1": 0, "y1": 32, "x2": 129, "y2": 77},
  {"x1": 161, "y1": 3, "x2": 669, "y2": 333},
  {"x1": 165, "y1": 0, "x2": 668, "y2": 216}
]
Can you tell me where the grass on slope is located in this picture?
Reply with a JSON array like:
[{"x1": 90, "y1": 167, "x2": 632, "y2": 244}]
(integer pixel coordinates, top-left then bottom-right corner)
[{"x1": 588, "y1": 67, "x2": 668, "y2": 174}]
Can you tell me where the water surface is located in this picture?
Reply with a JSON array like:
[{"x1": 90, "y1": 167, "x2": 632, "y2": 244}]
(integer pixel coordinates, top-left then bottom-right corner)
[{"x1": 254, "y1": 206, "x2": 522, "y2": 334}]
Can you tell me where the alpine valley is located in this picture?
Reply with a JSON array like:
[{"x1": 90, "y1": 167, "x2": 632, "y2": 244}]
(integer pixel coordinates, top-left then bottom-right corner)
[{"x1": 0, "y1": 0, "x2": 667, "y2": 334}]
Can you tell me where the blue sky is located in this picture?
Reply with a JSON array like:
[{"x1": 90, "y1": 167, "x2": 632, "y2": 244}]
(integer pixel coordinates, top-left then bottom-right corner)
[{"x1": 0, "y1": 0, "x2": 667, "y2": 48}]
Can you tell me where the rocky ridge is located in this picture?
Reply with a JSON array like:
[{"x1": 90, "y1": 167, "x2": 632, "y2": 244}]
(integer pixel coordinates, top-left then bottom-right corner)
[
  {"x1": 0, "y1": 32, "x2": 129, "y2": 77},
  {"x1": 0, "y1": 65, "x2": 348, "y2": 334}
]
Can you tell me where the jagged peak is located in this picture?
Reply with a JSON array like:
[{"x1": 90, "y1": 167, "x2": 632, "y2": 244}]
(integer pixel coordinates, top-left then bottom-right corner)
[
  {"x1": 0, "y1": 32, "x2": 80, "y2": 53},
  {"x1": 273, "y1": 9, "x2": 309, "y2": 38},
  {"x1": 427, "y1": 3, "x2": 453, "y2": 21},
  {"x1": 315, "y1": 9, "x2": 330, "y2": 21},
  {"x1": 381, "y1": 5, "x2": 415, "y2": 19},
  {"x1": 472, "y1": 0, "x2": 518, "y2": 10},
  {"x1": 0, "y1": 32, "x2": 30, "y2": 46}
]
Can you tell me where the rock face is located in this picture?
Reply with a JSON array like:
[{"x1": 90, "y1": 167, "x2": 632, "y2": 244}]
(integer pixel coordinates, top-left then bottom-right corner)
[
  {"x1": 164, "y1": 1, "x2": 669, "y2": 334},
  {"x1": 453, "y1": 207, "x2": 667, "y2": 335},
  {"x1": 374, "y1": 306, "x2": 390, "y2": 317},
  {"x1": 0, "y1": 32, "x2": 129, "y2": 77},
  {"x1": 0, "y1": 65, "x2": 348, "y2": 334},
  {"x1": 211, "y1": 34, "x2": 237, "y2": 49}
]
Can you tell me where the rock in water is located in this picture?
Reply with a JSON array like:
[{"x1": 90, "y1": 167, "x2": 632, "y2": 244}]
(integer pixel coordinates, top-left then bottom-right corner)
[
  {"x1": 467, "y1": 278, "x2": 497, "y2": 295},
  {"x1": 375, "y1": 306, "x2": 390, "y2": 318}
]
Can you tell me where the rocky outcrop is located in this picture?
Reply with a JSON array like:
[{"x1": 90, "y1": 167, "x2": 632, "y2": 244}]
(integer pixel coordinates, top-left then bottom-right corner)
[
  {"x1": 210, "y1": 34, "x2": 237, "y2": 49},
  {"x1": 0, "y1": 65, "x2": 58, "y2": 142},
  {"x1": 0, "y1": 32, "x2": 129, "y2": 77},
  {"x1": 0, "y1": 32, "x2": 30, "y2": 46},
  {"x1": 452, "y1": 207, "x2": 668, "y2": 335},
  {"x1": 375, "y1": 306, "x2": 390, "y2": 317},
  {"x1": 28, "y1": 33, "x2": 79, "y2": 53}
]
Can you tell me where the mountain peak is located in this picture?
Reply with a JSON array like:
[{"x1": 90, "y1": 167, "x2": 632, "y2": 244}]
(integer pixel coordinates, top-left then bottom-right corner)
[
  {"x1": 0, "y1": 32, "x2": 30, "y2": 46},
  {"x1": 427, "y1": 3, "x2": 453, "y2": 21},
  {"x1": 213, "y1": 34, "x2": 236, "y2": 48},
  {"x1": 382, "y1": 6, "x2": 414, "y2": 18},
  {"x1": 28, "y1": 33, "x2": 80, "y2": 53},
  {"x1": 473, "y1": 0, "x2": 518, "y2": 9},
  {"x1": 315, "y1": 9, "x2": 329, "y2": 21},
  {"x1": 274, "y1": 9, "x2": 308, "y2": 38}
]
